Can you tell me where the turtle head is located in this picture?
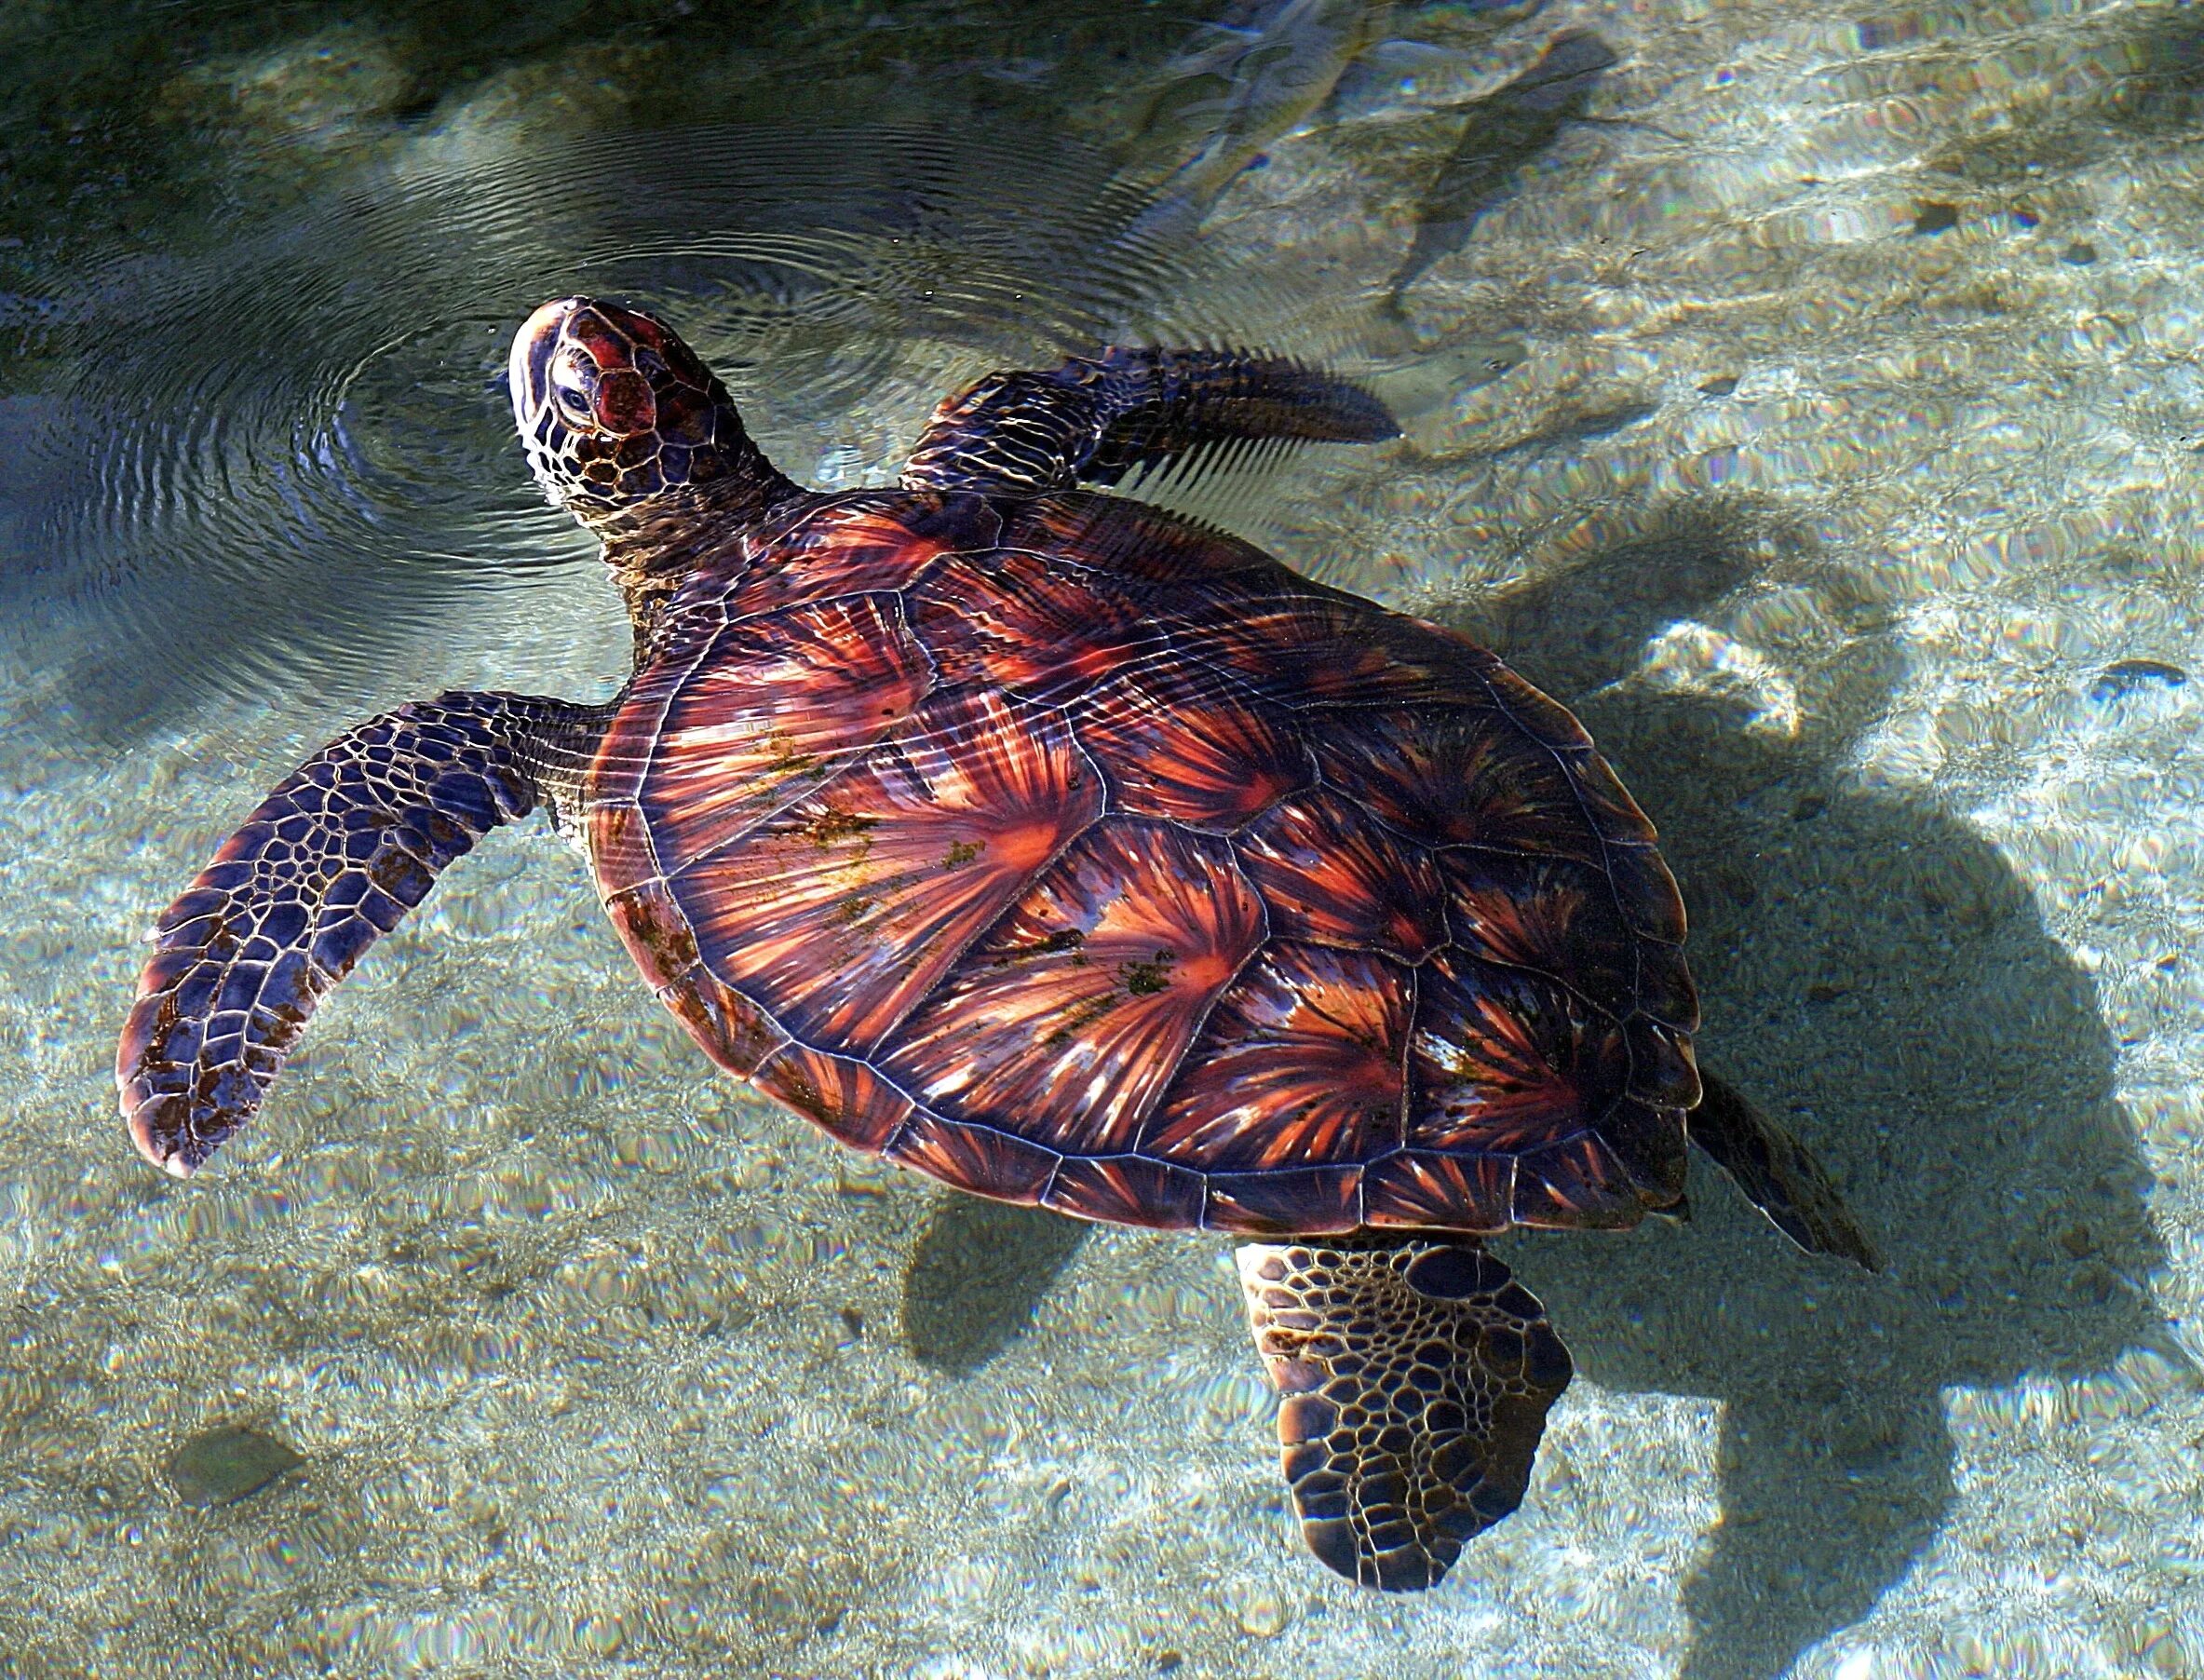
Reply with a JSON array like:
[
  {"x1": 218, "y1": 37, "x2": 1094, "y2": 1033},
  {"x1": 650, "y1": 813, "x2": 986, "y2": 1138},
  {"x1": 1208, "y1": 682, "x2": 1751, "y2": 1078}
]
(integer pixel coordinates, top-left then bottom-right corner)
[{"x1": 508, "y1": 296, "x2": 790, "y2": 536}]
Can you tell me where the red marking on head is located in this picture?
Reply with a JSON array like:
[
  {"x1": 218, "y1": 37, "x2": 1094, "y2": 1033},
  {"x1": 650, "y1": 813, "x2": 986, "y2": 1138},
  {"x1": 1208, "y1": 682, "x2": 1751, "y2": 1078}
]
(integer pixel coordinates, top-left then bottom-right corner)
[
  {"x1": 594, "y1": 368, "x2": 656, "y2": 435},
  {"x1": 622, "y1": 311, "x2": 671, "y2": 353},
  {"x1": 565, "y1": 306, "x2": 633, "y2": 369}
]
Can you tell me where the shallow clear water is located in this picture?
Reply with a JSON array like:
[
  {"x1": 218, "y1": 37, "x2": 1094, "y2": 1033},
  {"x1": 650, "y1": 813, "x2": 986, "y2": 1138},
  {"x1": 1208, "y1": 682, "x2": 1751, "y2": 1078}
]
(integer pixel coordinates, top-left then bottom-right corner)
[{"x1": 7, "y1": 1, "x2": 2204, "y2": 1675}]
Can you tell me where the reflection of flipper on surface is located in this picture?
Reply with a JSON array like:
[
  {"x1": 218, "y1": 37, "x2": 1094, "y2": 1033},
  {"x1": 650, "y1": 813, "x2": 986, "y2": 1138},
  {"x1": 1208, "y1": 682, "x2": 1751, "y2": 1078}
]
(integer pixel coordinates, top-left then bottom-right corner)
[
  {"x1": 1691, "y1": 1070, "x2": 1884, "y2": 1272},
  {"x1": 1237, "y1": 1237, "x2": 1572, "y2": 1591}
]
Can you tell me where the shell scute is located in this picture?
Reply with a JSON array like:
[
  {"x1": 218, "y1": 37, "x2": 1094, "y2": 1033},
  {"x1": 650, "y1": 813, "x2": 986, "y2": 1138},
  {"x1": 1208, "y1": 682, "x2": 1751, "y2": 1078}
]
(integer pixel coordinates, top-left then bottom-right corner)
[
  {"x1": 602, "y1": 877, "x2": 699, "y2": 994},
  {"x1": 1202, "y1": 1164, "x2": 1365, "y2": 1237},
  {"x1": 1312, "y1": 709, "x2": 1606, "y2": 865},
  {"x1": 1042, "y1": 1153, "x2": 1207, "y2": 1228},
  {"x1": 1509, "y1": 1132, "x2": 1643, "y2": 1229},
  {"x1": 1142, "y1": 942, "x2": 1410, "y2": 1171},
  {"x1": 1074, "y1": 663, "x2": 1313, "y2": 831},
  {"x1": 656, "y1": 961, "x2": 787, "y2": 1077},
  {"x1": 717, "y1": 494, "x2": 996, "y2": 620},
  {"x1": 875, "y1": 819, "x2": 1266, "y2": 1156},
  {"x1": 1566, "y1": 750, "x2": 1659, "y2": 847},
  {"x1": 909, "y1": 549, "x2": 1171, "y2": 706},
  {"x1": 591, "y1": 802, "x2": 661, "y2": 901},
  {"x1": 1191, "y1": 590, "x2": 1497, "y2": 711},
  {"x1": 751, "y1": 1040, "x2": 913, "y2": 1152},
  {"x1": 1604, "y1": 839, "x2": 1689, "y2": 943},
  {"x1": 999, "y1": 493, "x2": 1284, "y2": 583},
  {"x1": 1236, "y1": 791, "x2": 1450, "y2": 963},
  {"x1": 1597, "y1": 1097, "x2": 1689, "y2": 1201},
  {"x1": 1440, "y1": 849, "x2": 1634, "y2": 1016},
  {"x1": 1624, "y1": 1015, "x2": 1700, "y2": 1109},
  {"x1": 1406, "y1": 953, "x2": 1629, "y2": 1156},
  {"x1": 624, "y1": 594, "x2": 932, "y2": 865},
  {"x1": 1636, "y1": 942, "x2": 1699, "y2": 1032},
  {"x1": 1362, "y1": 1151, "x2": 1513, "y2": 1233},
  {"x1": 666, "y1": 687, "x2": 1101, "y2": 1051},
  {"x1": 886, "y1": 1112, "x2": 1061, "y2": 1206},
  {"x1": 1481, "y1": 662, "x2": 1594, "y2": 752}
]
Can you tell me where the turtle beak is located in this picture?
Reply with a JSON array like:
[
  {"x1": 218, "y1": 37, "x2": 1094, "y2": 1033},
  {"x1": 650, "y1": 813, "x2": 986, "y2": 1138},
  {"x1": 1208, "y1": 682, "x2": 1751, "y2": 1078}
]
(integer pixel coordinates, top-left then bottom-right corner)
[{"x1": 509, "y1": 295, "x2": 585, "y2": 436}]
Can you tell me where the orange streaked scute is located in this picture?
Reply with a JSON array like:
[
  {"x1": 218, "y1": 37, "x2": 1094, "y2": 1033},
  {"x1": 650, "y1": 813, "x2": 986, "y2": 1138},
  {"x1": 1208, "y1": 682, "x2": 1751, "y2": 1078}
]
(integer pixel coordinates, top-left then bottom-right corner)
[
  {"x1": 995, "y1": 494, "x2": 1281, "y2": 584},
  {"x1": 1143, "y1": 942, "x2": 1411, "y2": 1172},
  {"x1": 1192, "y1": 589, "x2": 1498, "y2": 711},
  {"x1": 587, "y1": 488, "x2": 1700, "y2": 1240},
  {"x1": 716, "y1": 493, "x2": 996, "y2": 620},
  {"x1": 637, "y1": 593, "x2": 931, "y2": 863},
  {"x1": 1440, "y1": 849, "x2": 1636, "y2": 1019},
  {"x1": 1312, "y1": 709, "x2": 1605, "y2": 864},
  {"x1": 877, "y1": 820, "x2": 1267, "y2": 1156},
  {"x1": 752, "y1": 1040, "x2": 912, "y2": 1152},
  {"x1": 671, "y1": 687, "x2": 1102, "y2": 1051},
  {"x1": 1407, "y1": 953, "x2": 1631, "y2": 1157},
  {"x1": 1203, "y1": 1163, "x2": 1364, "y2": 1236},
  {"x1": 1072, "y1": 664, "x2": 1313, "y2": 831},
  {"x1": 1237, "y1": 792, "x2": 1450, "y2": 963},
  {"x1": 909, "y1": 549, "x2": 1171, "y2": 705}
]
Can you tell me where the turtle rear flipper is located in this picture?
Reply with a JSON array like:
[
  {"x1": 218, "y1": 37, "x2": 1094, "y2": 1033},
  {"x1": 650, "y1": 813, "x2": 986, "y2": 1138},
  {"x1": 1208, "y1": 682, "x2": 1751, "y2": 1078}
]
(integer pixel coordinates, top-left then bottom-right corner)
[
  {"x1": 1237, "y1": 1238, "x2": 1572, "y2": 1592},
  {"x1": 899, "y1": 346, "x2": 1398, "y2": 497},
  {"x1": 117, "y1": 691, "x2": 604, "y2": 1178},
  {"x1": 1690, "y1": 1070, "x2": 1884, "y2": 1272}
]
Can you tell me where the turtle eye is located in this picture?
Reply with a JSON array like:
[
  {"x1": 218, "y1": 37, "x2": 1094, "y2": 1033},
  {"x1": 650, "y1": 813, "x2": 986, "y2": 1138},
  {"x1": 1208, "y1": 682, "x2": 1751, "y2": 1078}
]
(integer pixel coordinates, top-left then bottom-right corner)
[{"x1": 548, "y1": 350, "x2": 597, "y2": 427}]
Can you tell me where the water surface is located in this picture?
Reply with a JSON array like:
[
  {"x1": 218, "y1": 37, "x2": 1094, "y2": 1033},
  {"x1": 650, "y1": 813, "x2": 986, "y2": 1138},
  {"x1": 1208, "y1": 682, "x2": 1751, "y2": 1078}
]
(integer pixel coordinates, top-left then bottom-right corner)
[{"x1": 4, "y1": 2, "x2": 2202, "y2": 1676}]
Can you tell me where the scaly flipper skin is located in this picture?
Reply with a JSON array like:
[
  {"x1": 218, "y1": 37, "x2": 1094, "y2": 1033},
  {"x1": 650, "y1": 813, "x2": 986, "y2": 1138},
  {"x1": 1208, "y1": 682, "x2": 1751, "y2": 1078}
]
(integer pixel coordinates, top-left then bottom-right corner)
[
  {"x1": 1237, "y1": 1237, "x2": 1573, "y2": 1591},
  {"x1": 117, "y1": 691, "x2": 606, "y2": 1177},
  {"x1": 899, "y1": 345, "x2": 1399, "y2": 496},
  {"x1": 1690, "y1": 1070, "x2": 1883, "y2": 1272}
]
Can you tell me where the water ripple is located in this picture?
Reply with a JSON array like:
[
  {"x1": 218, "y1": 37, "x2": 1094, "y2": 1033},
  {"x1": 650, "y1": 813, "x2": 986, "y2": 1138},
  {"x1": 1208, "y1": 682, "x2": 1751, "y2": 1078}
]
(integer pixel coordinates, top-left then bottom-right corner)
[{"x1": 7, "y1": 122, "x2": 1299, "y2": 738}]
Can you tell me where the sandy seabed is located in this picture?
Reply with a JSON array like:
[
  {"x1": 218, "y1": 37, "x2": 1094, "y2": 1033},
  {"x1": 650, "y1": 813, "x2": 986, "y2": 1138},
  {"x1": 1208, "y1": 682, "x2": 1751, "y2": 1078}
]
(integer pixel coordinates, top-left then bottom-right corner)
[{"x1": 6, "y1": 0, "x2": 2204, "y2": 1675}]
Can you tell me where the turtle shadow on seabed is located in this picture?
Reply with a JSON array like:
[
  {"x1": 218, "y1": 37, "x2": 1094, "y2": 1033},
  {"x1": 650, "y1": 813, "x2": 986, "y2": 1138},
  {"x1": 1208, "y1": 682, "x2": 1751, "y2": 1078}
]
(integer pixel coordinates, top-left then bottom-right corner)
[
  {"x1": 886, "y1": 491, "x2": 2179, "y2": 1672},
  {"x1": 900, "y1": 1193, "x2": 1088, "y2": 1376},
  {"x1": 1446, "y1": 498, "x2": 2181, "y2": 1680}
]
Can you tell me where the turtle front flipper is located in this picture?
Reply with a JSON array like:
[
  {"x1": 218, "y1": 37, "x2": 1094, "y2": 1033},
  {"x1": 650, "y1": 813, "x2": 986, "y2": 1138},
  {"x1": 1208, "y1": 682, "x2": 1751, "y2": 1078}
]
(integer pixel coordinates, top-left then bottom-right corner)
[
  {"x1": 1689, "y1": 1070, "x2": 1884, "y2": 1272},
  {"x1": 899, "y1": 346, "x2": 1398, "y2": 497},
  {"x1": 1237, "y1": 1238, "x2": 1573, "y2": 1592},
  {"x1": 117, "y1": 691, "x2": 606, "y2": 1178}
]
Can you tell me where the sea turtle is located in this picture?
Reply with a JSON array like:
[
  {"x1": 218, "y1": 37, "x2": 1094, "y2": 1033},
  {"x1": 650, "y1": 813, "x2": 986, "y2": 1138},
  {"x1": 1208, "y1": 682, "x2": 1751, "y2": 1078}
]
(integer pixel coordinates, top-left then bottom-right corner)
[{"x1": 118, "y1": 297, "x2": 1877, "y2": 1591}]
